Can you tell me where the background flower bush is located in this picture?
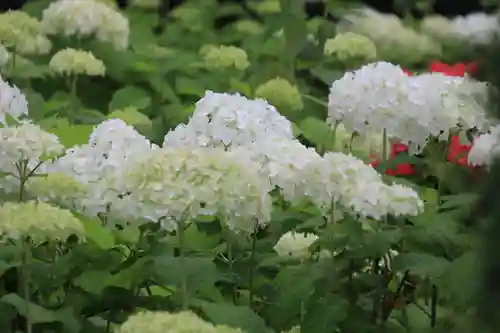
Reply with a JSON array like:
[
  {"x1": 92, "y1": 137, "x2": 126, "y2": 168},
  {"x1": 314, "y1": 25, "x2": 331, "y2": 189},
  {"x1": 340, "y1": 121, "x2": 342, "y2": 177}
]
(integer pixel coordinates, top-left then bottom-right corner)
[{"x1": 0, "y1": 0, "x2": 497, "y2": 332}]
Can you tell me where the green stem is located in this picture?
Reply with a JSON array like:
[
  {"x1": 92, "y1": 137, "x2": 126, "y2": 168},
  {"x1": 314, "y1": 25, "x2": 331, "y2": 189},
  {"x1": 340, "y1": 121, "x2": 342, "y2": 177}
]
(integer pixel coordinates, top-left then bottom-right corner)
[
  {"x1": 21, "y1": 239, "x2": 32, "y2": 333},
  {"x1": 381, "y1": 129, "x2": 388, "y2": 171},
  {"x1": 227, "y1": 240, "x2": 237, "y2": 304},
  {"x1": 248, "y1": 231, "x2": 257, "y2": 307},
  {"x1": 177, "y1": 221, "x2": 188, "y2": 310}
]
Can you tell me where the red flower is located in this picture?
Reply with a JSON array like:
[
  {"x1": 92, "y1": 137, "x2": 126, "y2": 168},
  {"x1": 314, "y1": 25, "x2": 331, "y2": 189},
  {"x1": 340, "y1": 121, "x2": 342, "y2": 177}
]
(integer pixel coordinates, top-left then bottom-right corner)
[
  {"x1": 369, "y1": 142, "x2": 415, "y2": 176},
  {"x1": 447, "y1": 135, "x2": 472, "y2": 166},
  {"x1": 428, "y1": 61, "x2": 478, "y2": 77},
  {"x1": 402, "y1": 68, "x2": 413, "y2": 76}
]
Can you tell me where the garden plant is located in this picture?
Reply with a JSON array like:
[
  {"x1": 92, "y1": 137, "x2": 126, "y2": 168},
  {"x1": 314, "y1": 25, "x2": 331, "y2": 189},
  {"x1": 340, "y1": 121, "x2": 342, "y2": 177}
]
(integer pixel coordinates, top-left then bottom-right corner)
[{"x1": 0, "y1": 0, "x2": 498, "y2": 332}]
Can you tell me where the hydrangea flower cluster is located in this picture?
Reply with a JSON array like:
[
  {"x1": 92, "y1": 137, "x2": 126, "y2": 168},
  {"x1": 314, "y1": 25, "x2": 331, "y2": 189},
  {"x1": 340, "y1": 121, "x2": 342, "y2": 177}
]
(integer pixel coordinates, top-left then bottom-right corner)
[
  {"x1": 0, "y1": 201, "x2": 85, "y2": 244},
  {"x1": 254, "y1": 77, "x2": 303, "y2": 112},
  {"x1": 324, "y1": 32, "x2": 377, "y2": 66},
  {"x1": 300, "y1": 152, "x2": 423, "y2": 220},
  {"x1": 337, "y1": 8, "x2": 441, "y2": 64},
  {"x1": 328, "y1": 61, "x2": 489, "y2": 152},
  {"x1": 42, "y1": 0, "x2": 129, "y2": 50},
  {"x1": 468, "y1": 125, "x2": 500, "y2": 168},
  {"x1": 0, "y1": 76, "x2": 28, "y2": 126},
  {"x1": 116, "y1": 311, "x2": 243, "y2": 333},
  {"x1": 200, "y1": 45, "x2": 250, "y2": 71},
  {"x1": 49, "y1": 48, "x2": 106, "y2": 77},
  {"x1": 0, "y1": 11, "x2": 52, "y2": 55}
]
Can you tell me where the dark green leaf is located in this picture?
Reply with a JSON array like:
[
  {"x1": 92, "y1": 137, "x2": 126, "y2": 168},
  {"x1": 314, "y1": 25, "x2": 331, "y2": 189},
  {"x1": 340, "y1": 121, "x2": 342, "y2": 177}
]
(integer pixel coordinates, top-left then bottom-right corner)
[
  {"x1": 1, "y1": 293, "x2": 59, "y2": 324},
  {"x1": 201, "y1": 303, "x2": 273, "y2": 333},
  {"x1": 109, "y1": 85, "x2": 152, "y2": 111}
]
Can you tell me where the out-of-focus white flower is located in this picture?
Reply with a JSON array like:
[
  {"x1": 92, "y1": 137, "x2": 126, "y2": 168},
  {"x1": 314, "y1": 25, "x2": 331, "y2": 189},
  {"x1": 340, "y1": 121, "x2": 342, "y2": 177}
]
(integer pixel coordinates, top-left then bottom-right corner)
[
  {"x1": 200, "y1": 45, "x2": 250, "y2": 71},
  {"x1": 420, "y1": 15, "x2": 455, "y2": 41},
  {"x1": 105, "y1": 147, "x2": 272, "y2": 233},
  {"x1": 273, "y1": 231, "x2": 318, "y2": 260},
  {"x1": 0, "y1": 201, "x2": 85, "y2": 244},
  {"x1": 163, "y1": 91, "x2": 293, "y2": 149},
  {"x1": 0, "y1": 11, "x2": 52, "y2": 55},
  {"x1": 49, "y1": 48, "x2": 105, "y2": 76},
  {"x1": 0, "y1": 76, "x2": 28, "y2": 126},
  {"x1": 469, "y1": 125, "x2": 500, "y2": 167},
  {"x1": 328, "y1": 62, "x2": 489, "y2": 153},
  {"x1": 450, "y1": 13, "x2": 499, "y2": 45},
  {"x1": 42, "y1": 0, "x2": 129, "y2": 50},
  {"x1": 337, "y1": 8, "x2": 441, "y2": 64}
]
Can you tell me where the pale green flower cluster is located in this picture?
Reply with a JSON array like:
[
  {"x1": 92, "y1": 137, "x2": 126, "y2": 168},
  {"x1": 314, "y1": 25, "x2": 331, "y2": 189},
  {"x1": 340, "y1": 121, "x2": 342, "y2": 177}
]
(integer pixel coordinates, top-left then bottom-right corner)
[
  {"x1": 420, "y1": 15, "x2": 456, "y2": 42},
  {"x1": 0, "y1": 201, "x2": 85, "y2": 243},
  {"x1": 49, "y1": 48, "x2": 105, "y2": 76},
  {"x1": 334, "y1": 123, "x2": 385, "y2": 156},
  {"x1": 0, "y1": 11, "x2": 52, "y2": 55},
  {"x1": 273, "y1": 231, "x2": 318, "y2": 260},
  {"x1": 0, "y1": 44, "x2": 9, "y2": 67},
  {"x1": 200, "y1": 45, "x2": 250, "y2": 71},
  {"x1": 27, "y1": 172, "x2": 88, "y2": 210},
  {"x1": 324, "y1": 32, "x2": 377, "y2": 66},
  {"x1": 117, "y1": 311, "x2": 244, "y2": 333},
  {"x1": 255, "y1": 77, "x2": 303, "y2": 112},
  {"x1": 107, "y1": 147, "x2": 272, "y2": 233}
]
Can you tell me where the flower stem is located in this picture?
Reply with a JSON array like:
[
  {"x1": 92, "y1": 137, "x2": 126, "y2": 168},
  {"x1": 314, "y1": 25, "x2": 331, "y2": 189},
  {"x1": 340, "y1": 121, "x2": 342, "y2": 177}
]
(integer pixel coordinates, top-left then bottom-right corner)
[
  {"x1": 21, "y1": 239, "x2": 32, "y2": 333},
  {"x1": 248, "y1": 231, "x2": 257, "y2": 307},
  {"x1": 177, "y1": 221, "x2": 188, "y2": 310}
]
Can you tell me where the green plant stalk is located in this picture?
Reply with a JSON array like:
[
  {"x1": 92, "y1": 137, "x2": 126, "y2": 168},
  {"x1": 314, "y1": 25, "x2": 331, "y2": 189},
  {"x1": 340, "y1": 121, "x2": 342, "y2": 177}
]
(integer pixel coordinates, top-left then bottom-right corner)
[
  {"x1": 17, "y1": 161, "x2": 32, "y2": 333},
  {"x1": 224, "y1": 228, "x2": 238, "y2": 304},
  {"x1": 177, "y1": 221, "x2": 188, "y2": 310},
  {"x1": 21, "y1": 239, "x2": 32, "y2": 333},
  {"x1": 248, "y1": 230, "x2": 257, "y2": 307}
]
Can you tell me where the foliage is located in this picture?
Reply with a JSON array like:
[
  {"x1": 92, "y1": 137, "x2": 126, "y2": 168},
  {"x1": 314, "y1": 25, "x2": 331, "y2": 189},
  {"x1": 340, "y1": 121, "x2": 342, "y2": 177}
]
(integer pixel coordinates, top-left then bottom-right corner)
[{"x1": 0, "y1": 0, "x2": 493, "y2": 333}]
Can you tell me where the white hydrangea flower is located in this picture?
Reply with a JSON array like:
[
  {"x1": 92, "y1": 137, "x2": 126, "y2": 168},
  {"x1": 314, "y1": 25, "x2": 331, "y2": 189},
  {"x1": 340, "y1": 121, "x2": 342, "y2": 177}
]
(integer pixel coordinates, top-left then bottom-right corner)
[
  {"x1": 45, "y1": 119, "x2": 157, "y2": 216},
  {"x1": 42, "y1": 0, "x2": 129, "y2": 50},
  {"x1": 105, "y1": 147, "x2": 272, "y2": 233},
  {"x1": 230, "y1": 137, "x2": 322, "y2": 204},
  {"x1": 0, "y1": 121, "x2": 64, "y2": 193},
  {"x1": 468, "y1": 125, "x2": 500, "y2": 167},
  {"x1": 0, "y1": 76, "x2": 28, "y2": 126},
  {"x1": 163, "y1": 90, "x2": 293, "y2": 149},
  {"x1": 300, "y1": 152, "x2": 423, "y2": 220},
  {"x1": 273, "y1": 231, "x2": 318, "y2": 260},
  {"x1": 450, "y1": 13, "x2": 499, "y2": 45},
  {"x1": 49, "y1": 48, "x2": 105, "y2": 76},
  {"x1": 328, "y1": 62, "x2": 489, "y2": 153}
]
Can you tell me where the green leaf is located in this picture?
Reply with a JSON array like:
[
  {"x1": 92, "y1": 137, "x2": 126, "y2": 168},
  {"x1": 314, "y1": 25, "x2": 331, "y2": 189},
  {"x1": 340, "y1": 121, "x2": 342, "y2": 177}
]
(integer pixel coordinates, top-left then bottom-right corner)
[
  {"x1": 1, "y1": 293, "x2": 58, "y2": 324},
  {"x1": 108, "y1": 108, "x2": 152, "y2": 127},
  {"x1": 169, "y1": 224, "x2": 219, "y2": 252},
  {"x1": 24, "y1": 89, "x2": 45, "y2": 121},
  {"x1": 302, "y1": 295, "x2": 349, "y2": 333},
  {"x1": 201, "y1": 303, "x2": 273, "y2": 333},
  {"x1": 310, "y1": 66, "x2": 344, "y2": 86},
  {"x1": 392, "y1": 253, "x2": 450, "y2": 280},
  {"x1": 153, "y1": 257, "x2": 218, "y2": 295},
  {"x1": 73, "y1": 269, "x2": 131, "y2": 294},
  {"x1": 299, "y1": 116, "x2": 334, "y2": 149},
  {"x1": 270, "y1": 264, "x2": 321, "y2": 326},
  {"x1": 48, "y1": 123, "x2": 94, "y2": 148},
  {"x1": 175, "y1": 77, "x2": 207, "y2": 97},
  {"x1": 109, "y1": 85, "x2": 152, "y2": 111},
  {"x1": 78, "y1": 215, "x2": 115, "y2": 250}
]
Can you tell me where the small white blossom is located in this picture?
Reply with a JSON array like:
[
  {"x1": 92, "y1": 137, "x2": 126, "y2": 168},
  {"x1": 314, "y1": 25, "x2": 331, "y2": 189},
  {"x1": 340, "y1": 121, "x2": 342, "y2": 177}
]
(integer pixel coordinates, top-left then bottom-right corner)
[
  {"x1": 469, "y1": 125, "x2": 500, "y2": 167},
  {"x1": 273, "y1": 231, "x2": 318, "y2": 260},
  {"x1": 0, "y1": 76, "x2": 28, "y2": 126}
]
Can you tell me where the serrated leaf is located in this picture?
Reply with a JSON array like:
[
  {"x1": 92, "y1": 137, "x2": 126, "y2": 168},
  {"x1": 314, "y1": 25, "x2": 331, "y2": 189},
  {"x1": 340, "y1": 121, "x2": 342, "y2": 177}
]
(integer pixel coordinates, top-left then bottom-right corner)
[
  {"x1": 109, "y1": 86, "x2": 152, "y2": 111},
  {"x1": 201, "y1": 303, "x2": 273, "y2": 333},
  {"x1": 1, "y1": 293, "x2": 58, "y2": 324}
]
